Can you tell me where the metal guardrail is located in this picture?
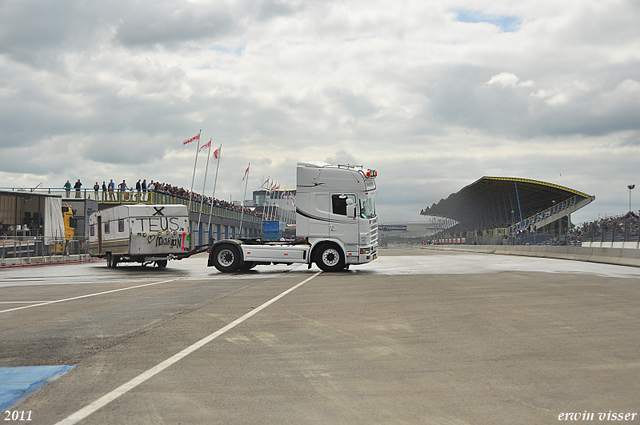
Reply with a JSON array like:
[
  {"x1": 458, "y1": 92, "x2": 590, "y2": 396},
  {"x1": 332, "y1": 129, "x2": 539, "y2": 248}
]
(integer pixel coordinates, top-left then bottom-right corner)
[
  {"x1": 428, "y1": 233, "x2": 567, "y2": 247},
  {"x1": 1, "y1": 236, "x2": 88, "y2": 260},
  {"x1": 507, "y1": 195, "x2": 583, "y2": 233},
  {"x1": 581, "y1": 217, "x2": 640, "y2": 244}
]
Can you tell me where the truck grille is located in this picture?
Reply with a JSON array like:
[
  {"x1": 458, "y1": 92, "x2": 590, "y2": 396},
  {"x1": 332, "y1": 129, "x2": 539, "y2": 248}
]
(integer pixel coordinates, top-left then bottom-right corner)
[{"x1": 370, "y1": 217, "x2": 378, "y2": 244}]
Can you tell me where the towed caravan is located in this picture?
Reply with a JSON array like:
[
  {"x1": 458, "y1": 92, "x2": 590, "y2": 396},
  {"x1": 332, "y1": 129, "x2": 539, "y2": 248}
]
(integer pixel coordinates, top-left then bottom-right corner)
[{"x1": 88, "y1": 204, "x2": 190, "y2": 268}]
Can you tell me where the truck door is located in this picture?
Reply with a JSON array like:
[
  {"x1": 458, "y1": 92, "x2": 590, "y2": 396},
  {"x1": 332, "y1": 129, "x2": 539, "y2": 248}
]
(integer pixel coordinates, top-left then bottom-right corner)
[
  {"x1": 308, "y1": 193, "x2": 330, "y2": 238},
  {"x1": 330, "y1": 194, "x2": 358, "y2": 247}
]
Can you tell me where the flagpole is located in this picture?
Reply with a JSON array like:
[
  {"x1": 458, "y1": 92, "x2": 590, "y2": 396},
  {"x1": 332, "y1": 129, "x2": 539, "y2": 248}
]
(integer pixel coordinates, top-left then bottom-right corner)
[
  {"x1": 197, "y1": 139, "x2": 212, "y2": 244},
  {"x1": 188, "y1": 129, "x2": 202, "y2": 211},
  {"x1": 264, "y1": 178, "x2": 270, "y2": 221},
  {"x1": 207, "y1": 144, "x2": 222, "y2": 242},
  {"x1": 239, "y1": 163, "x2": 250, "y2": 238},
  {"x1": 268, "y1": 182, "x2": 274, "y2": 220},
  {"x1": 265, "y1": 182, "x2": 271, "y2": 221}
]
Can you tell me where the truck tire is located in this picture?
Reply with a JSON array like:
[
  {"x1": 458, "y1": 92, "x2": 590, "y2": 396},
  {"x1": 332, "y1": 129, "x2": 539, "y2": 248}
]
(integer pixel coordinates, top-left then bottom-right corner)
[
  {"x1": 315, "y1": 243, "x2": 345, "y2": 272},
  {"x1": 156, "y1": 259, "x2": 168, "y2": 268},
  {"x1": 212, "y1": 243, "x2": 243, "y2": 273},
  {"x1": 239, "y1": 261, "x2": 257, "y2": 271}
]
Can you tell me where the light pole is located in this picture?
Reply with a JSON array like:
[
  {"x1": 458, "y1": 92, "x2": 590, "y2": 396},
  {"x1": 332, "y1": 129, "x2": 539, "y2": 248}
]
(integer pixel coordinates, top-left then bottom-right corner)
[{"x1": 628, "y1": 185, "x2": 635, "y2": 213}]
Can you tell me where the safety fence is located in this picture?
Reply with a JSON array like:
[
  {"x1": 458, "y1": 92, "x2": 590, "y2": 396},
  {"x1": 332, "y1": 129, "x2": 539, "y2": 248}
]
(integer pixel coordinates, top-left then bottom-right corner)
[
  {"x1": 0, "y1": 236, "x2": 88, "y2": 260},
  {"x1": 429, "y1": 233, "x2": 565, "y2": 247},
  {"x1": 579, "y1": 216, "x2": 640, "y2": 248}
]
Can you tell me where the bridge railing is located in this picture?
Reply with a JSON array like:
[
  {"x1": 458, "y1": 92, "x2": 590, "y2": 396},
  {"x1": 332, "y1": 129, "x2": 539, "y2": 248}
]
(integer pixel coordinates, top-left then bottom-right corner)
[{"x1": 2, "y1": 188, "x2": 263, "y2": 224}]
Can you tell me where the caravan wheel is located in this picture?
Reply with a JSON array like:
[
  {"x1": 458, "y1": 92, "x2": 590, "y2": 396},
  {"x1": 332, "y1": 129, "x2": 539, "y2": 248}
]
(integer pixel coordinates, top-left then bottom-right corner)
[{"x1": 106, "y1": 253, "x2": 118, "y2": 268}]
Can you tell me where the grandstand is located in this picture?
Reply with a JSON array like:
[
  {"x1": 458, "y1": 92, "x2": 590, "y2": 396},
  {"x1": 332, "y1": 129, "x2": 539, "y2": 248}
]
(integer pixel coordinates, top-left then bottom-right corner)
[{"x1": 420, "y1": 177, "x2": 595, "y2": 245}]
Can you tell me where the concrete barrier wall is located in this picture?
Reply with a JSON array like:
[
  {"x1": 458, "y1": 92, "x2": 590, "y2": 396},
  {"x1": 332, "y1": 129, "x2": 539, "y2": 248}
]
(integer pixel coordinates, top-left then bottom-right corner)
[{"x1": 434, "y1": 245, "x2": 640, "y2": 268}]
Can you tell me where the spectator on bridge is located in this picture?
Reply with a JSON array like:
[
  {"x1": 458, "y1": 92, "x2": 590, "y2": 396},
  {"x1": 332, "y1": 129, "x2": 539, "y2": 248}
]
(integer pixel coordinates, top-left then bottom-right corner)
[
  {"x1": 93, "y1": 182, "x2": 100, "y2": 200},
  {"x1": 142, "y1": 179, "x2": 147, "y2": 201},
  {"x1": 108, "y1": 179, "x2": 116, "y2": 201},
  {"x1": 118, "y1": 180, "x2": 128, "y2": 201},
  {"x1": 63, "y1": 180, "x2": 71, "y2": 197},
  {"x1": 74, "y1": 179, "x2": 82, "y2": 198}
]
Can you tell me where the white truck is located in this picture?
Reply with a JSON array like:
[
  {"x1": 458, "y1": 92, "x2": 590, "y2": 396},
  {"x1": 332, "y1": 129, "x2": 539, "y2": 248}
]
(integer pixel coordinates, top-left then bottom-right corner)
[
  {"x1": 88, "y1": 204, "x2": 191, "y2": 268},
  {"x1": 208, "y1": 161, "x2": 378, "y2": 273}
]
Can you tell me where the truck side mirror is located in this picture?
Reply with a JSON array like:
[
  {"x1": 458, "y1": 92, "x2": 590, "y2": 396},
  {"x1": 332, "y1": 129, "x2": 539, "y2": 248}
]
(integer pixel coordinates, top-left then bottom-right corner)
[{"x1": 346, "y1": 198, "x2": 356, "y2": 218}]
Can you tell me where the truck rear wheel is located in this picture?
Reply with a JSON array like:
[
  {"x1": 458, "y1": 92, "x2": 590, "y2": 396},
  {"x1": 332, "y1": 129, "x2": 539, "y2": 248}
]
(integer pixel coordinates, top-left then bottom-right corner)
[
  {"x1": 212, "y1": 243, "x2": 242, "y2": 273},
  {"x1": 315, "y1": 244, "x2": 345, "y2": 272},
  {"x1": 156, "y1": 260, "x2": 168, "y2": 268}
]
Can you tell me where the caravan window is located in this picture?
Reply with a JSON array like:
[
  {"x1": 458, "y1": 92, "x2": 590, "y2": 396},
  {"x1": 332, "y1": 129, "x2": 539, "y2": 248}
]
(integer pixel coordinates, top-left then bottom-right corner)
[
  {"x1": 104, "y1": 222, "x2": 110, "y2": 234},
  {"x1": 118, "y1": 219, "x2": 125, "y2": 233},
  {"x1": 90, "y1": 225, "x2": 95, "y2": 237}
]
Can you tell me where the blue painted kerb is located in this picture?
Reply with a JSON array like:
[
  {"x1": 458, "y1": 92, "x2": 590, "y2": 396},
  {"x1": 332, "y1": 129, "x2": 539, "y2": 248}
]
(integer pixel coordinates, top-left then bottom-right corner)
[{"x1": 0, "y1": 365, "x2": 75, "y2": 410}]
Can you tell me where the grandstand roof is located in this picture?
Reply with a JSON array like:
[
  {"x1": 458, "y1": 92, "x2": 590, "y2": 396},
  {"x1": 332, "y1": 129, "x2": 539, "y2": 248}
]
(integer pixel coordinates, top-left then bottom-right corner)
[{"x1": 420, "y1": 177, "x2": 593, "y2": 230}]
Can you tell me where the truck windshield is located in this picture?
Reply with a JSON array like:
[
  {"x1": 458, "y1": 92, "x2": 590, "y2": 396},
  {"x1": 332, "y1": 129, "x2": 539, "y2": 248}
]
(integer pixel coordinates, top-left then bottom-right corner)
[{"x1": 359, "y1": 198, "x2": 376, "y2": 219}]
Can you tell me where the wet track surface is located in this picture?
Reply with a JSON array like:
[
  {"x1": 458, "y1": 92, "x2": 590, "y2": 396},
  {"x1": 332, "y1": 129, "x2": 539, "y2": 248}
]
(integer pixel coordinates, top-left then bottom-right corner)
[{"x1": 2, "y1": 248, "x2": 640, "y2": 424}]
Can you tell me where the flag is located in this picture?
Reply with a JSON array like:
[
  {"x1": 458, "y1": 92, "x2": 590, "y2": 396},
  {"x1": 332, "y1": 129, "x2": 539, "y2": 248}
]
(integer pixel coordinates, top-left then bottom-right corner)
[
  {"x1": 214, "y1": 147, "x2": 220, "y2": 159},
  {"x1": 183, "y1": 133, "x2": 200, "y2": 145},
  {"x1": 242, "y1": 164, "x2": 250, "y2": 181},
  {"x1": 200, "y1": 139, "x2": 211, "y2": 150},
  {"x1": 263, "y1": 178, "x2": 270, "y2": 188}
]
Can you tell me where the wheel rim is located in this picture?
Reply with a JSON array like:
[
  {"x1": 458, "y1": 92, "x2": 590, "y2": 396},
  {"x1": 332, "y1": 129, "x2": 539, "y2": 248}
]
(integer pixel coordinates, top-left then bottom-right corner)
[
  {"x1": 217, "y1": 248, "x2": 235, "y2": 267},
  {"x1": 321, "y1": 248, "x2": 340, "y2": 267}
]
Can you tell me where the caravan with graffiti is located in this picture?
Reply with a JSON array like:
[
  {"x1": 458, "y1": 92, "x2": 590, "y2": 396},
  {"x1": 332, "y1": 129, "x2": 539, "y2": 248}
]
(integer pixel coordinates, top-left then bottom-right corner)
[{"x1": 88, "y1": 204, "x2": 190, "y2": 268}]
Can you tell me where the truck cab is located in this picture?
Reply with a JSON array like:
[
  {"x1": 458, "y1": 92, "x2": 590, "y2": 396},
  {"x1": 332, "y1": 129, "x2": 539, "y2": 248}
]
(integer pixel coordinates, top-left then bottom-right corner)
[{"x1": 295, "y1": 161, "x2": 378, "y2": 268}]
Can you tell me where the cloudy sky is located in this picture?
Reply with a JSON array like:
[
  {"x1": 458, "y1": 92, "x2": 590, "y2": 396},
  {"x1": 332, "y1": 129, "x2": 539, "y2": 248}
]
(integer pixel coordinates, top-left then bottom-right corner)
[{"x1": 1, "y1": 0, "x2": 639, "y2": 224}]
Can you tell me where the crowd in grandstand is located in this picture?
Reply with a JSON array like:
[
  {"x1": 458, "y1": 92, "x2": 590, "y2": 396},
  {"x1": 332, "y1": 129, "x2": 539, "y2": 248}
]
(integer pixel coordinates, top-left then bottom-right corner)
[
  {"x1": 152, "y1": 181, "x2": 260, "y2": 216},
  {"x1": 429, "y1": 210, "x2": 640, "y2": 247},
  {"x1": 572, "y1": 211, "x2": 640, "y2": 244},
  {"x1": 69, "y1": 178, "x2": 262, "y2": 217}
]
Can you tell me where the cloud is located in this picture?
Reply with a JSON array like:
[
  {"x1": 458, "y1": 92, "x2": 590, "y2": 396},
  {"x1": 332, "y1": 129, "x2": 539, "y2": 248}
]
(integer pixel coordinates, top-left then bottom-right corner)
[
  {"x1": 1, "y1": 0, "x2": 640, "y2": 223},
  {"x1": 484, "y1": 72, "x2": 534, "y2": 89}
]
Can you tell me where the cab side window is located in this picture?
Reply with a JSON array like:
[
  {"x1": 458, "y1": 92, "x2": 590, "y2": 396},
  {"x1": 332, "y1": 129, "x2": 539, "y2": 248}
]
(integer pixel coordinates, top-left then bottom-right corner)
[{"x1": 331, "y1": 194, "x2": 356, "y2": 216}]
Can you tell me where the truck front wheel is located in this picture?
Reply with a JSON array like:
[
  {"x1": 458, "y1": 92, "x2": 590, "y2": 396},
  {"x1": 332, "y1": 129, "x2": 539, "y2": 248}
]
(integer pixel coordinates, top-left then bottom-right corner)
[
  {"x1": 212, "y1": 243, "x2": 242, "y2": 273},
  {"x1": 315, "y1": 244, "x2": 345, "y2": 272}
]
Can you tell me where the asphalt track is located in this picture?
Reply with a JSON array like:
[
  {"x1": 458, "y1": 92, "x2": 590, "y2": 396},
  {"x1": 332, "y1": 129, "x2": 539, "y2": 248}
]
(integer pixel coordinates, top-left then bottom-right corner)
[{"x1": 1, "y1": 247, "x2": 639, "y2": 424}]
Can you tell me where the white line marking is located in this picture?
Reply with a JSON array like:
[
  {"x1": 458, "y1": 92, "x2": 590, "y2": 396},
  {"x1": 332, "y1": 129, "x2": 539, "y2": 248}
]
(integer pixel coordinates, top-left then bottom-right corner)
[
  {"x1": 0, "y1": 279, "x2": 179, "y2": 314},
  {"x1": 0, "y1": 301, "x2": 53, "y2": 304},
  {"x1": 55, "y1": 271, "x2": 322, "y2": 425}
]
